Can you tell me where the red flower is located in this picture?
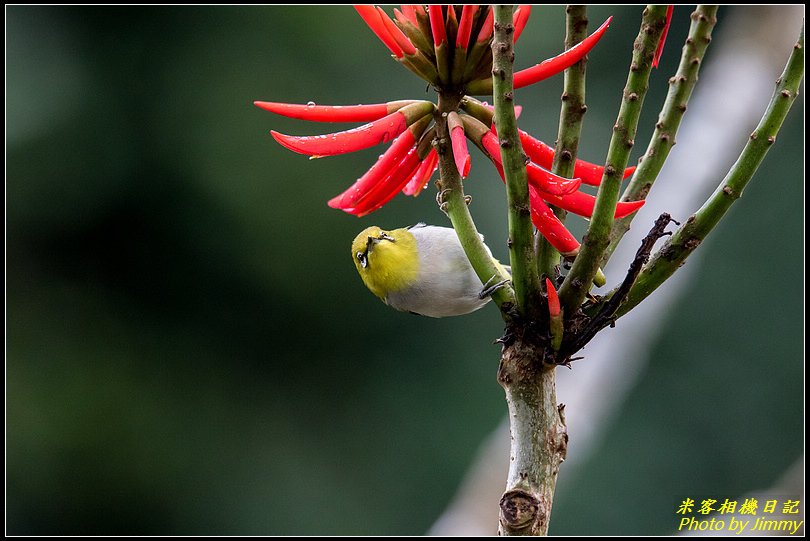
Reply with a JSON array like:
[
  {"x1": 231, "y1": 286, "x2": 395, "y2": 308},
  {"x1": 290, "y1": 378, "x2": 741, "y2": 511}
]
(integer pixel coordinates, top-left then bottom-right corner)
[{"x1": 256, "y1": 6, "x2": 644, "y2": 257}]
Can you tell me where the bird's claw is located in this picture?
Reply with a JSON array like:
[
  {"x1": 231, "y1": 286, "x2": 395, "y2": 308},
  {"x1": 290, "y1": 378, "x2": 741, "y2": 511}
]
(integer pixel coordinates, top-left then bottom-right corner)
[
  {"x1": 436, "y1": 188, "x2": 452, "y2": 206},
  {"x1": 479, "y1": 275, "x2": 510, "y2": 299}
]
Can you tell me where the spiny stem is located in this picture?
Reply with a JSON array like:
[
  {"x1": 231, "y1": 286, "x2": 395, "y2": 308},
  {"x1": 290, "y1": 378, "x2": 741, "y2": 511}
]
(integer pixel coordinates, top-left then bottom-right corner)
[
  {"x1": 436, "y1": 93, "x2": 516, "y2": 314},
  {"x1": 558, "y1": 5, "x2": 670, "y2": 318},
  {"x1": 537, "y1": 5, "x2": 591, "y2": 277},
  {"x1": 602, "y1": 5, "x2": 719, "y2": 267},
  {"x1": 615, "y1": 22, "x2": 804, "y2": 317},
  {"x1": 492, "y1": 5, "x2": 541, "y2": 319}
]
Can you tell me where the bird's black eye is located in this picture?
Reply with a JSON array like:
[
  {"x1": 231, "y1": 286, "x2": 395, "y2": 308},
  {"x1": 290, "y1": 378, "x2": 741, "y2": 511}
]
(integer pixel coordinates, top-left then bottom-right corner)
[{"x1": 356, "y1": 251, "x2": 368, "y2": 268}]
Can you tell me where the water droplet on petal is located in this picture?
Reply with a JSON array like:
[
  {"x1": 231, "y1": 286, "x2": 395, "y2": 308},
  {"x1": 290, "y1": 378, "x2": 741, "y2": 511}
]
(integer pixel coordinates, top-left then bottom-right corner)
[{"x1": 307, "y1": 101, "x2": 316, "y2": 107}]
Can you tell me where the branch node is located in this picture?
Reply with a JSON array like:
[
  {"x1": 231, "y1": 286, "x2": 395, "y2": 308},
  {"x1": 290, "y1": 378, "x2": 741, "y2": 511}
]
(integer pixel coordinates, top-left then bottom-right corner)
[{"x1": 500, "y1": 489, "x2": 541, "y2": 531}]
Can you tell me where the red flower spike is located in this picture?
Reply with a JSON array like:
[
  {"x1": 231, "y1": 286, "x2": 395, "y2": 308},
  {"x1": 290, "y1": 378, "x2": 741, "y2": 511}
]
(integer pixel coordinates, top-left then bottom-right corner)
[
  {"x1": 456, "y1": 5, "x2": 478, "y2": 49},
  {"x1": 518, "y1": 129, "x2": 635, "y2": 185},
  {"x1": 346, "y1": 145, "x2": 424, "y2": 216},
  {"x1": 529, "y1": 187, "x2": 580, "y2": 256},
  {"x1": 428, "y1": 5, "x2": 447, "y2": 45},
  {"x1": 355, "y1": 5, "x2": 404, "y2": 58},
  {"x1": 403, "y1": 148, "x2": 438, "y2": 197},
  {"x1": 254, "y1": 99, "x2": 419, "y2": 123},
  {"x1": 475, "y1": 8, "x2": 494, "y2": 43},
  {"x1": 327, "y1": 123, "x2": 421, "y2": 210},
  {"x1": 513, "y1": 5, "x2": 532, "y2": 44},
  {"x1": 514, "y1": 16, "x2": 612, "y2": 89},
  {"x1": 271, "y1": 101, "x2": 433, "y2": 157},
  {"x1": 377, "y1": 6, "x2": 417, "y2": 57},
  {"x1": 545, "y1": 278, "x2": 561, "y2": 318},
  {"x1": 537, "y1": 189, "x2": 645, "y2": 219},
  {"x1": 653, "y1": 5, "x2": 675, "y2": 68}
]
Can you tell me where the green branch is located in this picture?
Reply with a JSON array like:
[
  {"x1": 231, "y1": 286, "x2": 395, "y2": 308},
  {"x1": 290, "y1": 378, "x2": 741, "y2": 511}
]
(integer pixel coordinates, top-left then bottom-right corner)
[
  {"x1": 603, "y1": 5, "x2": 719, "y2": 267},
  {"x1": 436, "y1": 93, "x2": 516, "y2": 315},
  {"x1": 537, "y1": 5, "x2": 591, "y2": 278},
  {"x1": 492, "y1": 5, "x2": 541, "y2": 318},
  {"x1": 615, "y1": 23, "x2": 804, "y2": 317},
  {"x1": 558, "y1": 5, "x2": 670, "y2": 317}
]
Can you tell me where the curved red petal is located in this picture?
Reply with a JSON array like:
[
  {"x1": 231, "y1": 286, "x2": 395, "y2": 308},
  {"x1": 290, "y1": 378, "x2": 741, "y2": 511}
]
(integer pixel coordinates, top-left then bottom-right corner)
[
  {"x1": 529, "y1": 187, "x2": 580, "y2": 256},
  {"x1": 377, "y1": 6, "x2": 417, "y2": 56},
  {"x1": 475, "y1": 8, "x2": 494, "y2": 43},
  {"x1": 653, "y1": 5, "x2": 675, "y2": 68},
  {"x1": 537, "y1": 189, "x2": 646, "y2": 219},
  {"x1": 514, "y1": 16, "x2": 612, "y2": 89},
  {"x1": 327, "y1": 129, "x2": 417, "y2": 209},
  {"x1": 271, "y1": 111, "x2": 408, "y2": 156},
  {"x1": 614, "y1": 198, "x2": 646, "y2": 219},
  {"x1": 623, "y1": 165, "x2": 636, "y2": 179},
  {"x1": 518, "y1": 130, "x2": 635, "y2": 185},
  {"x1": 400, "y1": 5, "x2": 419, "y2": 26},
  {"x1": 545, "y1": 277, "x2": 561, "y2": 318},
  {"x1": 345, "y1": 146, "x2": 423, "y2": 216},
  {"x1": 526, "y1": 162, "x2": 582, "y2": 196},
  {"x1": 450, "y1": 125, "x2": 471, "y2": 178},
  {"x1": 254, "y1": 101, "x2": 391, "y2": 123},
  {"x1": 513, "y1": 5, "x2": 532, "y2": 44},
  {"x1": 428, "y1": 5, "x2": 446, "y2": 45},
  {"x1": 403, "y1": 148, "x2": 439, "y2": 196},
  {"x1": 456, "y1": 5, "x2": 478, "y2": 49},
  {"x1": 518, "y1": 130, "x2": 555, "y2": 167},
  {"x1": 355, "y1": 4, "x2": 404, "y2": 57},
  {"x1": 481, "y1": 131, "x2": 502, "y2": 163}
]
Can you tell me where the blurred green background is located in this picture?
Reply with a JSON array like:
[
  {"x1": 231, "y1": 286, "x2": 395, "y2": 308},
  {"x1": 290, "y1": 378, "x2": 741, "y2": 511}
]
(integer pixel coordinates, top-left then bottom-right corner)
[{"x1": 6, "y1": 5, "x2": 803, "y2": 535}]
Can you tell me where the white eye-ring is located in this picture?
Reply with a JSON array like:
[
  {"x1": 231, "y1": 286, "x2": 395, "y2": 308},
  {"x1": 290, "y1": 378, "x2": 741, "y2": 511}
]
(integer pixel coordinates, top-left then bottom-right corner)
[{"x1": 356, "y1": 251, "x2": 368, "y2": 268}]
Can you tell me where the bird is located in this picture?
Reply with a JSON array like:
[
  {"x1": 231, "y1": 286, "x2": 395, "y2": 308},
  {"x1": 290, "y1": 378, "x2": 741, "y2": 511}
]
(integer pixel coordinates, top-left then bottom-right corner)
[{"x1": 351, "y1": 223, "x2": 509, "y2": 317}]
